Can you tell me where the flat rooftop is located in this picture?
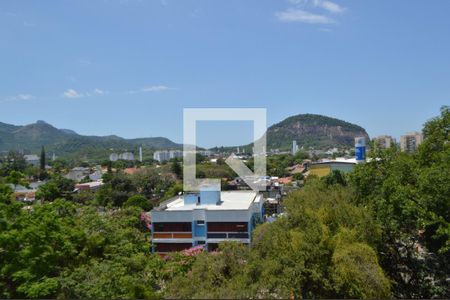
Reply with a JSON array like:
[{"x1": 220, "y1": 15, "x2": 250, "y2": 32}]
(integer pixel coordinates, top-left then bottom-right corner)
[{"x1": 156, "y1": 191, "x2": 260, "y2": 212}]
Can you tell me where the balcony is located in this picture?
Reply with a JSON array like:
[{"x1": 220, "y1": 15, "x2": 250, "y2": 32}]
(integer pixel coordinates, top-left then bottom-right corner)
[
  {"x1": 207, "y1": 232, "x2": 249, "y2": 239},
  {"x1": 153, "y1": 232, "x2": 193, "y2": 239}
]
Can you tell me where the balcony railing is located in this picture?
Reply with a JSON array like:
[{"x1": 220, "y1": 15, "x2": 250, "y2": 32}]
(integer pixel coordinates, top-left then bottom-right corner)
[
  {"x1": 153, "y1": 232, "x2": 192, "y2": 239},
  {"x1": 207, "y1": 232, "x2": 249, "y2": 239}
]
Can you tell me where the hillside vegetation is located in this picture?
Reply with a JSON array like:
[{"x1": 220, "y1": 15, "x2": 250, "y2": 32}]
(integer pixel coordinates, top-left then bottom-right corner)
[
  {"x1": 0, "y1": 120, "x2": 180, "y2": 158},
  {"x1": 266, "y1": 114, "x2": 369, "y2": 150}
]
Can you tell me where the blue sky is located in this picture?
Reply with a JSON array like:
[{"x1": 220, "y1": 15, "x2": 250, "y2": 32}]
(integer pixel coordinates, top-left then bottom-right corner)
[{"x1": 1, "y1": 0, "x2": 449, "y2": 148}]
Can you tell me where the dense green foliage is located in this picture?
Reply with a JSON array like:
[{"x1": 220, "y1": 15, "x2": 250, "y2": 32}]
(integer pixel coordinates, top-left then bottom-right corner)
[
  {"x1": 166, "y1": 183, "x2": 390, "y2": 299},
  {"x1": 0, "y1": 191, "x2": 160, "y2": 299},
  {"x1": 348, "y1": 106, "x2": 450, "y2": 298}
]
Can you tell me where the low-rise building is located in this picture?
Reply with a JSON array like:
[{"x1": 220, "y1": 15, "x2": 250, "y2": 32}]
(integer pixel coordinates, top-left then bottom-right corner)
[
  {"x1": 24, "y1": 154, "x2": 39, "y2": 166},
  {"x1": 64, "y1": 167, "x2": 91, "y2": 182},
  {"x1": 308, "y1": 158, "x2": 357, "y2": 177},
  {"x1": 75, "y1": 180, "x2": 104, "y2": 192},
  {"x1": 150, "y1": 189, "x2": 264, "y2": 253}
]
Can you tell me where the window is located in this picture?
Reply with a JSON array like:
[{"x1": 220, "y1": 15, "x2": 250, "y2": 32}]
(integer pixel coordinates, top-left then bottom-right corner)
[
  {"x1": 196, "y1": 220, "x2": 205, "y2": 225},
  {"x1": 207, "y1": 233, "x2": 227, "y2": 238},
  {"x1": 207, "y1": 222, "x2": 248, "y2": 232},
  {"x1": 197, "y1": 240, "x2": 206, "y2": 245},
  {"x1": 228, "y1": 232, "x2": 249, "y2": 239},
  {"x1": 153, "y1": 222, "x2": 192, "y2": 232}
]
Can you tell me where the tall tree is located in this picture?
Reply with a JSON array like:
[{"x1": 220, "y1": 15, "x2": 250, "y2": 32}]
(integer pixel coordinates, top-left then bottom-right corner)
[{"x1": 39, "y1": 146, "x2": 46, "y2": 180}]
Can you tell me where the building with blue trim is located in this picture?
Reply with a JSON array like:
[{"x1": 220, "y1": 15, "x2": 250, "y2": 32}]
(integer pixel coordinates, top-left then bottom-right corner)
[{"x1": 150, "y1": 190, "x2": 264, "y2": 253}]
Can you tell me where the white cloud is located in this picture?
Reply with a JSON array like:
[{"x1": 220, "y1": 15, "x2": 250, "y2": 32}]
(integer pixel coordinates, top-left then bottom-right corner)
[
  {"x1": 78, "y1": 59, "x2": 92, "y2": 66},
  {"x1": 276, "y1": 8, "x2": 334, "y2": 24},
  {"x1": 317, "y1": 1, "x2": 345, "y2": 14},
  {"x1": 128, "y1": 85, "x2": 172, "y2": 94},
  {"x1": 289, "y1": 0, "x2": 345, "y2": 13},
  {"x1": 318, "y1": 27, "x2": 332, "y2": 32},
  {"x1": 1, "y1": 94, "x2": 35, "y2": 103},
  {"x1": 14, "y1": 94, "x2": 34, "y2": 100},
  {"x1": 94, "y1": 88, "x2": 106, "y2": 95},
  {"x1": 23, "y1": 21, "x2": 36, "y2": 27},
  {"x1": 62, "y1": 88, "x2": 108, "y2": 98},
  {"x1": 277, "y1": 0, "x2": 345, "y2": 25},
  {"x1": 63, "y1": 89, "x2": 84, "y2": 98}
]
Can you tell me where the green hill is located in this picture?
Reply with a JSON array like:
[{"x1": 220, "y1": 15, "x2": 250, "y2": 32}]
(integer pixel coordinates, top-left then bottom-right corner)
[
  {"x1": 266, "y1": 114, "x2": 369, "y2": 150},
  {"x1": 0, "y1": 120, "x2": 181, "y2": 158}
]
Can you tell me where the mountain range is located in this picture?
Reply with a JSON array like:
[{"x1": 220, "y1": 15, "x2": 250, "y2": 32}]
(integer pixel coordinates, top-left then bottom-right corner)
[
  {"x1": 0, "y1": 114, "x2": 369, "y2": 159},
  {"x1": 0, "y1": 120, "x2": 180, "y2": 157}
]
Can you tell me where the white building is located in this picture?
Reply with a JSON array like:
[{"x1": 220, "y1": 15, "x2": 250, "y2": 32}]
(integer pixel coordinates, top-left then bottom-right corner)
[
  {"x1": 119, "y1": 152, "x2": 134, "y2": 161},
  {"x1": 292, "y1": 140, "x2": 299, "y2": 155},
  {"x1": 151, "y1": 189, "x2": 264, "y2": 252},
  {"x1": 153, "y1": 151, "x2": 171, "y2": 162},
  {"x1": 24, "y1": 154, "x2": 39, "y2": 166}
]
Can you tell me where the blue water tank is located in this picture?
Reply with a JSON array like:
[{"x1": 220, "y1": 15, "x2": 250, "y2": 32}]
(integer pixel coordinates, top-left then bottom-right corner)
[{"x1": 355, "y1": 137, "x2": 366, "y2": 163}]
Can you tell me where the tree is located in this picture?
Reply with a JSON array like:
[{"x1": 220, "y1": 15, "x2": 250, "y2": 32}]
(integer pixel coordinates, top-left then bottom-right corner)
[
  {"x1": 0, "y1": 151, "x2": 27, "y2": 176},
  {"x1": 39, "y1": 146, "x2": 46, "y2": 180},
  {"x1": 331, "y1": 242, "x2": 391, "y2": 298},
  {"x1": 0, "y1": 187, "x2": 162, "y2": 299},
  {"x1": 36, "y1": 175, "x2": 75, "y2": 202},
  {"x1": 292, "y1": 172, "x2": 304, "y2": 181},
  {"x1": 5, "y1": 171, "x2": 29, "y2": 190},
  {"x1": 348, "y1": 107, "x2": 449, "y2": 298},
  {"x1": 166, "y1": 182, "x2": 388, "y2": 299},
  {"x1": 171, "y1": 161, "x2": 182, "y2": 179},
  {"x1": 124, "y1": 195, "x2": 153, "y2": 211},
  {"x1": 130, "y1": 168, "x2": 174, "y2": 200},
  {"x1": 322, "y1": 169, "x2": 347, "y2": 186},
  {"x1": 163, "y1": 183, "x2": 183, "y2": 200},
  {"x1": 165, "y1": 242, "x2": 251, "y2": 299}
]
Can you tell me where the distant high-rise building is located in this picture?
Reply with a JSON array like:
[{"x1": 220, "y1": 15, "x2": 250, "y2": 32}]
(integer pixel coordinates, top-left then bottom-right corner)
[
  {"x1": 153, "y1": 150, "x2": 183, "y2": 162},
  {"x1": 400, "y1": 132, "x2": 423, "y2": 152},
  {"x1": 373, "y1": 135, "x2": 396, "y2": 149},
  {"x1": 153, "y1": 151, "x2": 171, "y2": 162},
  {"x1": 169, "y1": 150, "x2": 183, "y2": 159},
  {"x1": 292, "y1": 140, "x2": 299, "y2": 155},
  {"x1": 109, "y1": 153, "x2": 119, "y2": 162},
  {"x1": 139, "y1": 146, "x2": 143, "y2": 162},
  {"x1": 119, "y1": 152, "x2": 134, "y2": 161}
]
